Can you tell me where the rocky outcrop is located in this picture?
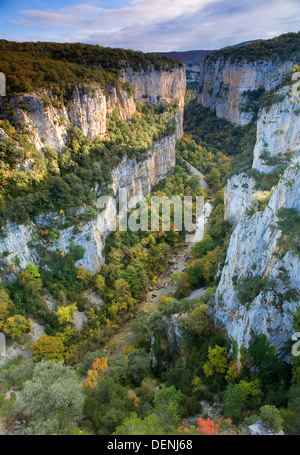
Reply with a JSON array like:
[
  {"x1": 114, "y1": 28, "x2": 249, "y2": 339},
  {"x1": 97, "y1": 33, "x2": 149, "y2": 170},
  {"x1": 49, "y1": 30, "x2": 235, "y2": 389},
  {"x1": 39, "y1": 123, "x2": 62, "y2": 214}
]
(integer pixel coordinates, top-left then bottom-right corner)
[
  {"x1": 248, "y1": 420, "x2": 284, "y2": 435},
  {"x1": 52, "y1": 135, "x2": 176, "y2": 272},
  {"x1": 2, "y1": 64, "x2": 185, "y2": 150},
  {"x1": 120, "y1": 65, "x2": 186, "y2": 138},
  {"x1": 224, "y1": 174, "x2": 256, "y2": 223},
  {"x1": 252, "y1": 86, "x2": 300, "y2": 172},
  {"x1": 214, "y1": 161, "x2": 300, "y2": 353},
  {"x1": 112, "y1": 135, "x2": 176, "y2": 199},
  {"x1": 7, "y1": 83, "x2": 128, "y2": 150},
  {"x1": 0, "y1": 135, "x2": 177, "y2": 274},
  {"x1": 0, "y1": 222, "x2": 37, "y2": 274},
  {"x1": 198, "y1": 58, "x2": 293, "y2": 125},
  {"x1": 185, "y1": 62, "x2": 202, "y2": 84}
]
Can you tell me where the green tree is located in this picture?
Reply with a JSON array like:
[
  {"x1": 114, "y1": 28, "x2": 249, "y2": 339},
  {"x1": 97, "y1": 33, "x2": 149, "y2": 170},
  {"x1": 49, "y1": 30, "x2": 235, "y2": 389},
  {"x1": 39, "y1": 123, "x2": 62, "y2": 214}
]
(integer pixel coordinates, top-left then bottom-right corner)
[
  {"x1": 0, "y1": 289, "x2": 13, "y2": 329},
  {"x1": 260, "y1": 405, "x2": 283, "y2": 433},
  {"x1": 127, "y1": 349, "x2": 151, "y2": 386},
  {"x1": 192, "y1": 235, "x2": 214, "y2": 259},
  {"x1": 84, "y1": 377, "x2": 132, "y2": 435},
  {"x1": 184, "y1": 304, "x2": 214, "y2": 338},
  {"x1": 3, "y1": 315, "x2": 32, "y2": 340},
  {"x1": 113, "y1": 413, "x2": 165, "y2": 435},
  {"x1": 203, "y1": 345, "x2": 228, "y2": 377},
  {"x1": 153, "y1": 386, "x2": 183, "y2": 433},
  {"x1": 14, "y1": 361, "x2": 85, "y2": 435},
  {"x1": 19, "y1": 263, "x2": 43, "y2": 297},
  {"x1": 32, "y1": 335, "x2": 65, "y2": 362}
]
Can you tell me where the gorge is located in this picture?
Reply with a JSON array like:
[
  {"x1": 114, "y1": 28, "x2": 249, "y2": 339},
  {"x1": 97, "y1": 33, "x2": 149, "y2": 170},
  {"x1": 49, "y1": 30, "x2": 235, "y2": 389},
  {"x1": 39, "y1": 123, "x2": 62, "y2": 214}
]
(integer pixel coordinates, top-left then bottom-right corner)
[{"x1": 0, "y1": 33, "x2": 300, "y2": 436}]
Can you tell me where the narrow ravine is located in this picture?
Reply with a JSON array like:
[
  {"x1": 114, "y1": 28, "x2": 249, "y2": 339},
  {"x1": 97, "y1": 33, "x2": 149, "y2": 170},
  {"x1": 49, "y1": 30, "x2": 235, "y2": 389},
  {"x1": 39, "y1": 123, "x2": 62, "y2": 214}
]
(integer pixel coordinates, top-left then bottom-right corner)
[{"x1": 105, "y1": 161, "x2": 212, "y2": 354}]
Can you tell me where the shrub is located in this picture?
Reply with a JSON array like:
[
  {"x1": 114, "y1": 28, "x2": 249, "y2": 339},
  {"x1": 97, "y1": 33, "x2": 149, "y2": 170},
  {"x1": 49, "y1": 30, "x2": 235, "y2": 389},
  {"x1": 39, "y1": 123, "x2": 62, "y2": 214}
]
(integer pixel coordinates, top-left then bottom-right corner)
[
  {"x1": 3, "y1": 315, "x2": 32, "y2": 340},
  {"x1": 32, "y1": 335, "x2": 65, "y2": 362},
  {"x1": 260, "y1": 405, "x2": 283, "y2": 433}
]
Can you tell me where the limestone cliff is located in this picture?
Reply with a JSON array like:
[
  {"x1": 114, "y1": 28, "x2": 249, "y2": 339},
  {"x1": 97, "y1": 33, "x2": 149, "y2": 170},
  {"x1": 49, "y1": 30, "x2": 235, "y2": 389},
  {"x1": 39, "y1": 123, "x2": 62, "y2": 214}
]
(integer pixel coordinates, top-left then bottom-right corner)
[
  {"x1": 214, "y1": 161, "x2": 300, "y2": 353},
  {"x1": 120, "y1": 65, "x2": 186, "y2": 138},
  {"x1": 252, "y1": 85, "x2": 300, "y2": 172},
  {"x1": 224, "y1": 174, "x2": 256, "y2": 223},
  {"x1": 6, "y1": 83, "x2": 132, "y2": 150},
  {"x1": 1, "y1": 64, "x2": 185, "y2": 149},
  {"x1": 198, "y1": 58, "x2": 293, "y2": 125},
  {"x1": 212, "y1": 62, "x2": 300, "y2": 353},
  {"x1": 0, "y1": 61, "x2": 185, "y2": 277},
  {"x1": 0, "y1": 135, "x2": 176, "y2": 275}
]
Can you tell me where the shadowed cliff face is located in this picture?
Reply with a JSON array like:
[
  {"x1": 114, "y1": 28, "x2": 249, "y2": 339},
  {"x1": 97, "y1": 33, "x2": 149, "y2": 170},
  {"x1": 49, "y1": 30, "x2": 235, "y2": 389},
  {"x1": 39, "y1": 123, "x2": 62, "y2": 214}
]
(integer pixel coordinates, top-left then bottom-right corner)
[
  {"x1": 120, "y1": 65, "x2": 186, "y2": 138},
  {"x1": 198, "y1": 58, "x2": 293, "y2": 125}
]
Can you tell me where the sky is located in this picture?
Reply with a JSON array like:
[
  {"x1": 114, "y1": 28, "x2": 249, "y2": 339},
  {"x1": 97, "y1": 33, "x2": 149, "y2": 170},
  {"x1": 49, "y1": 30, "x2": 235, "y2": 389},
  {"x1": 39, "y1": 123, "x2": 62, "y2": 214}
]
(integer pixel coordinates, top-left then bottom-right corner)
[{"x1": 0, "y1": 0, "x2": 299, "y2": 52}]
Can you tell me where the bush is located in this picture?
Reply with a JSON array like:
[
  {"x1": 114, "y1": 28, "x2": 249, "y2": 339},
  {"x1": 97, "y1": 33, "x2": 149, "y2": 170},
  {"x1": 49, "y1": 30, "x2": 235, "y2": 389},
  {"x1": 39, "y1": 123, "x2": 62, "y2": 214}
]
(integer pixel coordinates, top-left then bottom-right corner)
[
  {"x1": 32, "y1": 335, "x2": 65, "y2": 362},
  {"x1": 260, "y1": 405, "x2": 283, "y2": 433},
  {"x1": 3, "y1": 315, "x2": 32, "y2": 340}
]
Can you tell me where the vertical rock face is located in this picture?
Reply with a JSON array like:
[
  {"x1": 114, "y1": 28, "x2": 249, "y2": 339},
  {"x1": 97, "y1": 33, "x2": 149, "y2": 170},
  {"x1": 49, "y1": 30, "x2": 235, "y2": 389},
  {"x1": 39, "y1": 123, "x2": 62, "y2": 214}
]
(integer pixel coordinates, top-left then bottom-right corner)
[
  {"x1": 224, "y1": 174, "x2": 256, "y2": 223},
  {"x1": 198, "y1": 58, "x2": 293, "y2": 125},
  {"x1": 55, "y1": 134, "x2": 176, "y2": 272},
  {"x1": 67, "y1": 84, "x2": 107, "y2": 138},
  {"x1": 252, "y1": 86, "x2": 300, "y2": 172},
  {"x1": 120, "y1": 65, "x2": 186, "y2": 138},
  {"x1": 8, "y1": 84, "x2": 109, "y2": 150},
  {"x1": 3, "y1": 64, "x2": 186, "y2": 150},
  {"x1": 0, "y1": 134, "x2": 177, "y2": 274},
  {"x1": 185, "y1": 63, "x2": 202, "y2": 84},
  {"x1": 106, "y1": 84, "x2": 137, "y2": 119},
  {"x1": 215, "y1": 161, "x2": 300, "y2": 353},
  {"x1": 111, "y1": 135, "x2": 176, "y2": 200},
  {"x1": 216, "y1": 70, "x2": 300, "y2": 352},
  {"x1": 0, "y1": 223, "x2": 37, "y2": 273},
  {"x1": 120, "y1": 65, "x2": 186, "y2": 109}
]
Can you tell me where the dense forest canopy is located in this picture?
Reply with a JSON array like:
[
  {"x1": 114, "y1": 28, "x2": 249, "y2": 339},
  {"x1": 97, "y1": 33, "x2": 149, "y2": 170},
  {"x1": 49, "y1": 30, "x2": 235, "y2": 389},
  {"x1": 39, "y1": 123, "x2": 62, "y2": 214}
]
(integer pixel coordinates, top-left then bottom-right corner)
[
  {"x1": 206, "y1": 32, "x2": 300, "y2": 63},
  {"x1": 0, "y1": 40, "x2": 182, "y2": 95}
]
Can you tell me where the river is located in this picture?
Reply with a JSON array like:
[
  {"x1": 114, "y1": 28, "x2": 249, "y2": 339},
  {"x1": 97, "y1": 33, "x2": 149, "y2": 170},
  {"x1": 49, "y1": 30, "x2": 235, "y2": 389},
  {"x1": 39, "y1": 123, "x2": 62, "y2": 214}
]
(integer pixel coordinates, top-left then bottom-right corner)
[{"x1": 105, "y1": 161, "x2": 212, "y2": 354}]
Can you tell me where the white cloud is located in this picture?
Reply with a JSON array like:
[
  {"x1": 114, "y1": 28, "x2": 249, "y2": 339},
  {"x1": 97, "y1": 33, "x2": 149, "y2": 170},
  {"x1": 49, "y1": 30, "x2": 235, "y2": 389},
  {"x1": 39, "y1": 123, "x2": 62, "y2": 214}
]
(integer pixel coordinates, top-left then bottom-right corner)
[{"x1": 8, "y1": 0, "x2": 300, "y2": 51}]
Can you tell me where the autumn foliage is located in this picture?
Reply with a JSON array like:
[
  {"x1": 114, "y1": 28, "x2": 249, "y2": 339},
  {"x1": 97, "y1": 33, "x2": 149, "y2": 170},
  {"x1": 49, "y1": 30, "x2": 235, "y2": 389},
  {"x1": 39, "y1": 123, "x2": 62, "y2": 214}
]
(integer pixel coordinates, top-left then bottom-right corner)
[{"x1": 83, "y1": 357, "x2": 108, "y2": 388}]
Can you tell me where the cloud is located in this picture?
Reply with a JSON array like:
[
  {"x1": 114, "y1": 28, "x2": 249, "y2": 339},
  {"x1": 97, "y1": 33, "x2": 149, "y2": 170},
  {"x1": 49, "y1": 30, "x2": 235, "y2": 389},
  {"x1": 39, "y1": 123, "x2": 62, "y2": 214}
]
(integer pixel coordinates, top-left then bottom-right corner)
[{"x1": 7, "y1": 0, "x2": 300, "y2": 51}]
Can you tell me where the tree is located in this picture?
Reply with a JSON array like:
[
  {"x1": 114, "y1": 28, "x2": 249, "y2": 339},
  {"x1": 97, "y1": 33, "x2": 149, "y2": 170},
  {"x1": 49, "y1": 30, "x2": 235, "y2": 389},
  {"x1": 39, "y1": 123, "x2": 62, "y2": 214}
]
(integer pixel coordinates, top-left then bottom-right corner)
[
  {"x1": 113, "y1": 413, "x2": 165, "y2": 435},
  {"x1": 153, "y1": 386, "x2": 183, "y2": 433},
  {"x1": 184, "y1": 304, "x2": 214, "y2": 338},
  {"x1": 94, "y1": 275, "x2": 106, "y2": 295},
  {"x1": 104, "y1": 354, "x2": 128, "y2": 383},
  {"x1": 112, "y1": 278, "x2": 136, "y2": 314},
  {"x1": 260, "y1": 405, "x2": 283, "y2": 433},
  {"x1": 77, "y1": 266, "x2": 94, "y2": 287},
  {"x1": 84, "y1": 377, "x2": 132, "y2": 435},
  {"x1": 127, "y1": 349, "x2": 151, "y2": 386},
  {"x1": 223, "y1": 380, "x2": 261, "y2": 423},
  {"x1": 32, "y1": 335, "x2": 65, "y2": 362},
  {"x1": 0, "y1": 289, "x2": 13, "y2": 329},
  {"x1": 197, "y1": 417, "x2": 221, "y2": 435},
  {"x1": 57, "y1": 303, "x2": 77, "y2": 325},
  {"x1": 19, "y1": 263, "x2": 43, "y2": 297},
  {"x1": 83, "y1": 357, "x2": 108, "y2": 388},
  {"x1": 192, "y1": 235, "x2": 214, "y2": 258},
  {"x1": 14, "y1": 360, "x2": 85, "y2": 435},
  {"x1": 3, "y1": 315, "x2": 32, "y2": 340},
  {"x1": 131, "y1": 311, "x2": 151, "y2": 348},
  {"x1": 203, "y1": 345, "x2": 228, "y2": 377}
]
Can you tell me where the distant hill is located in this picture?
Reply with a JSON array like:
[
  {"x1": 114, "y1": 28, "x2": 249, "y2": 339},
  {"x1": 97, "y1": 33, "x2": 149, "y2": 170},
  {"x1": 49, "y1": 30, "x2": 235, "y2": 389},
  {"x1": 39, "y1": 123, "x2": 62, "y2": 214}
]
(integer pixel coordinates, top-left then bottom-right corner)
[{"x1": 156, "y1": 50, "x2": 214, "y2": 63}]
